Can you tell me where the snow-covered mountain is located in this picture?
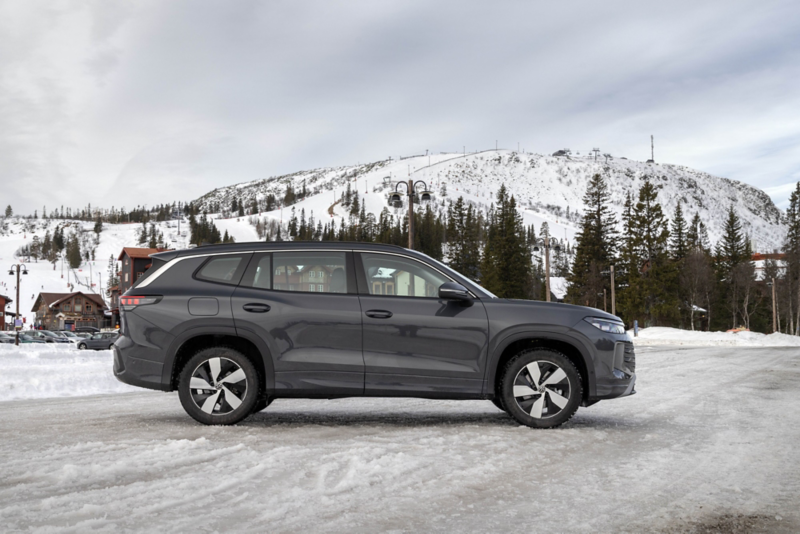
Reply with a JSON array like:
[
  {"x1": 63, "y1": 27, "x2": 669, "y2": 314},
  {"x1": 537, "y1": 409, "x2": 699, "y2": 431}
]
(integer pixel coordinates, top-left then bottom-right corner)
[{"x1": 193, "y1": 150, "x2": 786, "y2": 252}]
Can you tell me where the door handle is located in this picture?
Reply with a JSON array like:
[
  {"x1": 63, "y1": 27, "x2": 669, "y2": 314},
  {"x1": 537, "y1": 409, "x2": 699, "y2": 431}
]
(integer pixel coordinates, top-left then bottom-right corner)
[
  {"x1": 365, "y1": 309, "x2": 393, "y2": 319},
  {"x1": 242, "y1": 303, "x2": 271, "y2": 313}
]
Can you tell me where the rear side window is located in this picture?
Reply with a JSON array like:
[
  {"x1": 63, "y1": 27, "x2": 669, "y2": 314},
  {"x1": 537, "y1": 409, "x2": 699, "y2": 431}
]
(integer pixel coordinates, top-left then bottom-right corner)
[
  {"x1": 273, "y1": 252, "x2": 348, "y2": 293},
  {"x1": 195, "y1": 255, "x2": 249, "y2": 285}
]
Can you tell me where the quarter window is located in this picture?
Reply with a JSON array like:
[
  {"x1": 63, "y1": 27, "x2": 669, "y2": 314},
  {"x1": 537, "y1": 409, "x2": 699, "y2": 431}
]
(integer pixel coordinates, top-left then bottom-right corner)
[
  {"x1": 360, "y1": 253, "x2": 449, "y2": 298},
  {"x1": 195, "y1": 255, "x2": 248, "y2": 285}
]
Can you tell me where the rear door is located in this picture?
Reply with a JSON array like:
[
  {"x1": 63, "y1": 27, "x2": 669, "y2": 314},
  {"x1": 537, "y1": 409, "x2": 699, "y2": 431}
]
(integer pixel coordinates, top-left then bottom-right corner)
[
  {"x1": 356, "y1": 251, "x2": 490, "y2": 396},
  {"x1": 231, "y1": 250, "x2": 364, "y2": 396}
]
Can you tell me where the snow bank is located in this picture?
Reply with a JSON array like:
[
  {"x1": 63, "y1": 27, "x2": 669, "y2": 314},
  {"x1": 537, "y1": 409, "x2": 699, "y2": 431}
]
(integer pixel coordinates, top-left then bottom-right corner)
[
  {"x1": 0, "y1": 344, "x2": 138, "y2": 402},
  {"x1": 630, "y1": 326, "x2": 800, "y2": 347}
]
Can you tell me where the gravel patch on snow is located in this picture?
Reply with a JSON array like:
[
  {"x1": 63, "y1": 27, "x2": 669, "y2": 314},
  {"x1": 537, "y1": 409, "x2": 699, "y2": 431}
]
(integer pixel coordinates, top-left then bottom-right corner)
[
  {"x1": 0, "y1": 344, "x2": 137, "y2": 402},
  {"x1": 630, "y1": 326, "x2": 800, "y2": 347}
]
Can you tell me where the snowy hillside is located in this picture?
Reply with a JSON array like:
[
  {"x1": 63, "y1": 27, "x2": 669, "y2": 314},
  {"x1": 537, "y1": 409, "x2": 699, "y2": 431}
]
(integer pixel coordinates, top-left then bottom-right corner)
[
  {"x1": 194, "y1": 150, "x2": 786, "y2": 252},
  {"x1": 0, "y1": 217, "x2": 192, "y2": 327}
]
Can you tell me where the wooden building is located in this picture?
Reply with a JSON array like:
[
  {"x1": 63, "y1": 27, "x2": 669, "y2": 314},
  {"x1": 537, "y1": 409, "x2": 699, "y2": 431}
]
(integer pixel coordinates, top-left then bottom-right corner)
[
  {"x1": 32, "y1": 292, "x2": 108, "y2": 331},
  {"x1": 0, "y1": 293, "x2": 13, "y2": 331},
  {"x1": 118, "y1": 247, "x2": 170, "y2": 294}
]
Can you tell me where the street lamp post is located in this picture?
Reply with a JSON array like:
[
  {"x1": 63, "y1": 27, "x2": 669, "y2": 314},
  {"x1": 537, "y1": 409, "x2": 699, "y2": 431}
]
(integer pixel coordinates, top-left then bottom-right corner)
[
  {"x1": 388, "y1": 179, "x2": 433, "y2": 250},
  {"x1": 8, "y1": 263, "x2": 28, "y2": 346}
]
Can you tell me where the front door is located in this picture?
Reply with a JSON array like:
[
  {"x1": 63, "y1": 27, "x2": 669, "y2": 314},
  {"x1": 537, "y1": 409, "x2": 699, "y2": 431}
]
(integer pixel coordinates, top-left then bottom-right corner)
[
  {"x1": 356, "y1": 252, "x2": 489, "y2": 396},
  {"x1": 231, "y1": 250, "x2": 364, "y2": 396}
]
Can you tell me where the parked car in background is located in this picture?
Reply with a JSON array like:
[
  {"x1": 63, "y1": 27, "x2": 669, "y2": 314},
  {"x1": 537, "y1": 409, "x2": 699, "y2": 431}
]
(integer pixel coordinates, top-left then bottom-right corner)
[
  {"x1": 18, "y1": 334, "x2": 46, "y2": 344},
  {"x1": 54, "y1": 331, "x2": 81, "y2": 343},
  {"x1": 0, "y1": 332, "x2": 16, "y2": 344},
  {"x1": 77, "y1": 332, "x2": 119, "y2": 350},
  {"x1": 28, "y1": 330, "x2": 71, "y2": 344},
  {"x1": 75, "y1": 326, "x2": 100, "y2": 334}
]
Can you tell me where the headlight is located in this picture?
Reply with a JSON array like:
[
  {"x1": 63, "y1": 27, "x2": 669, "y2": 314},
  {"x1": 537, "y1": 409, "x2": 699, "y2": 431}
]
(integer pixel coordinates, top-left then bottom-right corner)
[{"x1": 584, "y1": 317, "x2": 626, "y2": 334}]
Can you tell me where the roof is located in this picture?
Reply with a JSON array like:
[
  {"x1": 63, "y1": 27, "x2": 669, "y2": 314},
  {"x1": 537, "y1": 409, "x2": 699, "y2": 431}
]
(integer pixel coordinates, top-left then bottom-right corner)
[
  {"x1": 0, "y1": 294, "x2": 12, "y2": 304},
  {"x1": 32, "y1": 292, "x2": 107, "y2": 313},
  {"x1": 118, "y1": 247, "x2": 160, "y2": 261}
]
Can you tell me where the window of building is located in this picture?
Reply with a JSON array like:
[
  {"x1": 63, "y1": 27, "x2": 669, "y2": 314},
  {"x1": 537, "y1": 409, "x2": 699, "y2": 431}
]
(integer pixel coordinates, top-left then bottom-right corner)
[
  {"x1": 125, "y1": 273, "x2": 129, "y2": 282},
  {"x1": 64, "y1": 304, "x2": 71, "y2": 311},
  {"x1": 85, "y1": 305, "x2": 92, "y2": 313},
  {"x1": 318, "y1": 284, "x2": 324, "y2": 292},
  {"x1": 310, "y1": 271, "x2": 316, "y2": 278},
  {"x1": 360, "y1": 253, "x2": 448, "y2": 298}
]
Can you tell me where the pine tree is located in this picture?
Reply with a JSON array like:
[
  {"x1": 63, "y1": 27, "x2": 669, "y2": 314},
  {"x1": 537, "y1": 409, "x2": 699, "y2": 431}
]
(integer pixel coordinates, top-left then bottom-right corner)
[
  {"x1": 670, "y1": 202, "x2": 688, "y2": 261},
  {"x1": 5, "y1": 205, "x2": 12, "y2": 217},
  {"x1": 567, "y1": 174, "x2": 617, "y2": 308},
  {"x1": 480, "y1": 186, "x2": 532, "y2": 298},
  {"x1": 619, "y1": 179, "x2": 677, "y2": 326}
]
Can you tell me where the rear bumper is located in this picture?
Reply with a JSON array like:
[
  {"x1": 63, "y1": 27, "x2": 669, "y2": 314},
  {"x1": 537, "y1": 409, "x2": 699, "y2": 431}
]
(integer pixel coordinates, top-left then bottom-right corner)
[{"x1": 113, "y1": 339, "x2": 170, "y2": 392}]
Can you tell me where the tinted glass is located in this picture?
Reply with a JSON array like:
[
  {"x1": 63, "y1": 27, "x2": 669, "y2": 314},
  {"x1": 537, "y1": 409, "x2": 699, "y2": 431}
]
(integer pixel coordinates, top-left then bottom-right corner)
[
  {"x1": 240, "y1": 255, "x2": 272, "y2": 290},
  {"x1": 196, "y1": 255, "x2": 245, "y2": 284},
  {"x1": 361, "y1": 253, "x2": 449, "y2": 298},
  {"x1": 273, "y1": 252, "x2": 347, "y2": 293}
]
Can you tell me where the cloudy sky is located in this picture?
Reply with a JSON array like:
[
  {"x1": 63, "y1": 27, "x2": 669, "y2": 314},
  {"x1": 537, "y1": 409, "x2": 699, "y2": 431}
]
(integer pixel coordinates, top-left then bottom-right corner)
[{"x1": 1, "y1": 0, "x2": 799, "y2": 215}]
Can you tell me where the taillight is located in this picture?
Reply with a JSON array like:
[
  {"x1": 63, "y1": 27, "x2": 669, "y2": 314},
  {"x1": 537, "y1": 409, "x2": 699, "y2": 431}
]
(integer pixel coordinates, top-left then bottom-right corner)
[{"x1": 120, "y1": 295, "x2": 162, "y2": 309}]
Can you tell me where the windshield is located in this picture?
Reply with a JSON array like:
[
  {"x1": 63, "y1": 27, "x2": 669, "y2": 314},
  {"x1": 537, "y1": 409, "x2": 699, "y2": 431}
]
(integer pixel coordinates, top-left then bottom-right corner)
[{"x1": 425, "y1": 256, "x2": 498, "y2": 298}]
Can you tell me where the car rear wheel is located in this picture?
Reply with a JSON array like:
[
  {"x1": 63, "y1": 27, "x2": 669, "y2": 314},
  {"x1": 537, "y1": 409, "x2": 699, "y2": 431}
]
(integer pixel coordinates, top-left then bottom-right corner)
[
  {"x1": 178, "y1": 347, "x2": 259, "y2": 425},
  {"x1": 499, "y1": 349, "x2": 582, "y2": 429}
]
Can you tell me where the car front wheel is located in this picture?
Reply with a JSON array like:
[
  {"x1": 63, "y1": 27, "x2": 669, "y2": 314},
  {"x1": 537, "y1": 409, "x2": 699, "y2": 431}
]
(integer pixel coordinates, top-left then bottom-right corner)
[
  {"x1": 78, "y1": 343, "x2": 87, "y2": 350},
  {"x1": 499, "y1": 349, "x2": 582, "y2": 429},
  {"x1": 178, "y1": 347, "x2": 259, "y2": 425}
]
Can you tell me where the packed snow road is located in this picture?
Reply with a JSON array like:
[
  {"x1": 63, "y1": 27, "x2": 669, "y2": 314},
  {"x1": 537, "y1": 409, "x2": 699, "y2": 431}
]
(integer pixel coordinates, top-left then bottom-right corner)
[{"x1": 1, "y1": 346, "x2": 799, "y2": 533}]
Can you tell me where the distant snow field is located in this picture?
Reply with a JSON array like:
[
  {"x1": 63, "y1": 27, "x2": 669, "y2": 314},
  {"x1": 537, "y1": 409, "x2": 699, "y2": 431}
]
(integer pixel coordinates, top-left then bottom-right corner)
[
  {"x1": 0, "y1": 344, "x2": 137, "y2": 402},
  {"x1": 631, "y1": 326, "x2": 800, "y2": 347}
]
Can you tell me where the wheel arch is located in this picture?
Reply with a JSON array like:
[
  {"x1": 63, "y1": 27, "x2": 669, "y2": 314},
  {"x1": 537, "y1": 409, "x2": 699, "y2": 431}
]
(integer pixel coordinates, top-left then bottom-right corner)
[
  {"x1": 486, "y1": 331, "x2": 595, "y2": 401},
  {"x1": 164, "y1": 327, "x2": 275, "y2": 396}
]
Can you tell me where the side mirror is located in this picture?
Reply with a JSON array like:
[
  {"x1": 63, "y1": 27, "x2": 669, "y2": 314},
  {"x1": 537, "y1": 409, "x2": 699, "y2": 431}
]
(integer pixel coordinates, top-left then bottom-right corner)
[{"x1": 438, "y1": 282, "x2": 474, "y2": 306}]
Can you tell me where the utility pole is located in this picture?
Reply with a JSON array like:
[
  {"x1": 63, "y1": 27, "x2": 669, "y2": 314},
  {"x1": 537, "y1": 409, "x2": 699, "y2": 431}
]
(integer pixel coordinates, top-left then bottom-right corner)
[
  {"x1": 408, "y1": 178, "x2": 414, "y2": 249},
  {"x1": 610, "y1": 264, "x2": 616, "y2": 316},
  {"x1": 544, "y1": 230, "x2": 551, "y2": 303},
  {"x1": 772, "y1": 277, "x2": 777, "y2": 333}
]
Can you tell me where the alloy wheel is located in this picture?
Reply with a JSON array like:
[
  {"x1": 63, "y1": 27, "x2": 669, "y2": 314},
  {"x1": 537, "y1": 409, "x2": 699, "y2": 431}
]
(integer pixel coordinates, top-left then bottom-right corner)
[
  {"x1": 189, "y1": 357, "x2": 248, "y2": 415},
  {"x1": 512, "y1": 360, "x2": 572, "y2": 419}
]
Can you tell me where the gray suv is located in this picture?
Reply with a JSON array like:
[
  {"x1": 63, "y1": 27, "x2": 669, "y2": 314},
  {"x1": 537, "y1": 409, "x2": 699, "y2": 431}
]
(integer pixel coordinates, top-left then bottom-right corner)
[{"x1": 114, "y1": 242, "x2": 635, "y2": 428}]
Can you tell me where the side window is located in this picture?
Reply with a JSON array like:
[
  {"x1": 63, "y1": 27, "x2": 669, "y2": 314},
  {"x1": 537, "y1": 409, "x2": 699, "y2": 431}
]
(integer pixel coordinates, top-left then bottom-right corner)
[
  {"x1": 240, "y1": 254, "x2": 272, "y2": 290},
  {"x1": 195, "y1": 255, "x2": 248, "y2": 285},
  {"x1": 360, "y1": 253, "x2": 450, "y2": 298},
  {"x1": 273, "y1": 252, "x2": 347, "y2": 293}
]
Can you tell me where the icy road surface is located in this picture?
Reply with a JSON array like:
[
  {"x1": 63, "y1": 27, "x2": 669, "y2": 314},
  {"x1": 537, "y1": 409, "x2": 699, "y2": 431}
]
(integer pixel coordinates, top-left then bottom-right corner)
[{"x1": 1, "y1": 346, "x2": 799, "y2": 533}]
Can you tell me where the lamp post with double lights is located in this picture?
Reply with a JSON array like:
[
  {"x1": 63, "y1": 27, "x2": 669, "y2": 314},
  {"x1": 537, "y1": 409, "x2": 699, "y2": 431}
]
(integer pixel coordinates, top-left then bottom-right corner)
[
  {"x1": 388, "y1": 179, "x2": 433, "y2": 249},
  {"x1": 8, "y1": 263, "x2": 29, "y2": 346}
]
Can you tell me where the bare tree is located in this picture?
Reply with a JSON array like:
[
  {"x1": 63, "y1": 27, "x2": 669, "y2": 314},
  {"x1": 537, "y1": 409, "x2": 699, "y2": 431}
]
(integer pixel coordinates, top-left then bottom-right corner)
[
  {"x1": 732, "y1": 262, "x2": 759, "y2": 330},
  {"x1": 680, "y1": 250, "x2": 714, "y2": 331}
]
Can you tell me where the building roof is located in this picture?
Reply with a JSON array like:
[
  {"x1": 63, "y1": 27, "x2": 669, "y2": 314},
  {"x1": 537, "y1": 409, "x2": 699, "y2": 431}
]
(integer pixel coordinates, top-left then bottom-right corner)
[
  {"x1": 32, "y1": 292, "x2": 107, "y2": 313},
  {"x1": 118, "y1": 247, "x2": 161, "y2": 261},
  {"x1": 0, "y1": 294, "x2": 12, "y2": 304}
]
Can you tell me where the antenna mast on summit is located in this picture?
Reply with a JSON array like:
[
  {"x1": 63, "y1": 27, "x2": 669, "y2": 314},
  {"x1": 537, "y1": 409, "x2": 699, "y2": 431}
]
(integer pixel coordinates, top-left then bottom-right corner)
[{"x1": 651, "y1": 135, "x2": 654, "y2": 162}]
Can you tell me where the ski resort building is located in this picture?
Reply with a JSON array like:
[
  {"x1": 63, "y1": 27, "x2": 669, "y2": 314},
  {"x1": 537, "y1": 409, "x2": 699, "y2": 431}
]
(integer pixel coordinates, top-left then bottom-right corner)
[
  {"x1": 117, "y1": 247, "x2": 171, "y2": 294},
  {"x1": 31, "y1": 292, "x2": 109, "y2": 331},
  {"x1": 0, "y1": 293, "x2": 13, "y2": 331}
]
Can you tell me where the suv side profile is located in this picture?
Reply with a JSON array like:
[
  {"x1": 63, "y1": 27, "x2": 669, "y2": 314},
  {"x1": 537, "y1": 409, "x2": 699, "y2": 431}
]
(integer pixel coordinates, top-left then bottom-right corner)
[{"x1": 114, "y1": 242, "x2": 635, "y2": 428}]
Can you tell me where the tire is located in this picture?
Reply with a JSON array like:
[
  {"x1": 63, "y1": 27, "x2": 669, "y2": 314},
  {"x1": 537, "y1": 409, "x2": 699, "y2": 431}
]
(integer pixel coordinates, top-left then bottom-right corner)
[
  {"x1": 490, "y1": 397, "x2": 506, "y2": 412},
  {"x1": 78, "y1": 343, "x2": 87, "y2": 350},
  {"x1": 251, "y1": 397, "x2": 273, "y2": 414},
  {"x1": 178, "y1": 347, "x2": 259, "y2": 425},
  {"x1": 499, "y1": 348, "x2": 582, "y2": 429}
]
